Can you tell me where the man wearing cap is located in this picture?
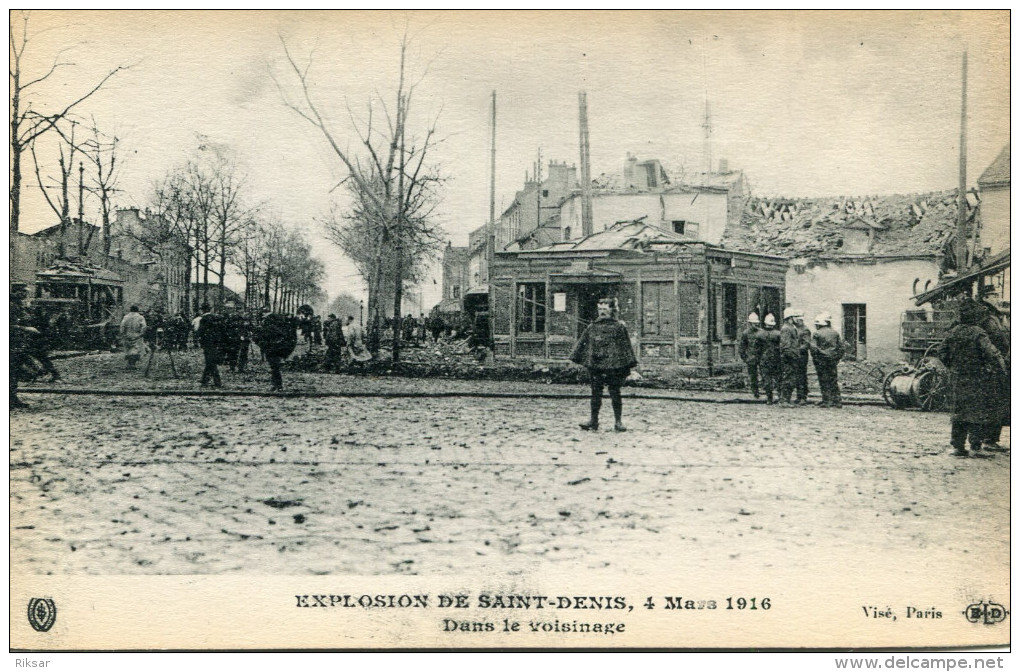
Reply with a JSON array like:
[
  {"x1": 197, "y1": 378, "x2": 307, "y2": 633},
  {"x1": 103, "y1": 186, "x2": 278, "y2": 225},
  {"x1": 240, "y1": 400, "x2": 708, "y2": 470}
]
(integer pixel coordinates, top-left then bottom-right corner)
[
  {"x1": 738, "y1": 313, "x2": 762, "y2": 398},
  {"x1": 778, "y1": 310, "x2": 801, "y2": 406},
  {"x1": 811, "y1": 313, "x2": 844, "y2": 408},
  {"x1": 753, "y1": 313, "x2": 781, "y2": 404}
]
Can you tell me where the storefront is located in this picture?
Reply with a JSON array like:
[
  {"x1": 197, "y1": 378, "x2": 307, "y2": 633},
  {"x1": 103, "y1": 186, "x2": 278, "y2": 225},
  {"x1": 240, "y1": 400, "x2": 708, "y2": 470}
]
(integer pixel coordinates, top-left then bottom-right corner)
[{"x1": 488, "y1": 223, "x2": 788, "y2": 373}]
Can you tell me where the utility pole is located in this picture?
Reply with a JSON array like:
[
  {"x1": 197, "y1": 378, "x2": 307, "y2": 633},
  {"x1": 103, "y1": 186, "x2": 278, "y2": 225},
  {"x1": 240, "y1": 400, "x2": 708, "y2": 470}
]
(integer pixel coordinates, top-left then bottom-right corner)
[
  {"x1": 956, "y1": 51, "x2": 969, "y2": 274},
  {"x1": 487, "y1": 91, "x2": 497, "y2": 276},
  {"x1": 536, "y1": 147, "x2": 543, "y2": 230},
  {"x1": 487, "y1": 90, "x2": 497, "y2": 360},
  {"x1": 578, "y1": 91, "x2": 593, "y2": 237},
  {"x1": 78, "y1": 161, "x2": 85, "y2": 257}
]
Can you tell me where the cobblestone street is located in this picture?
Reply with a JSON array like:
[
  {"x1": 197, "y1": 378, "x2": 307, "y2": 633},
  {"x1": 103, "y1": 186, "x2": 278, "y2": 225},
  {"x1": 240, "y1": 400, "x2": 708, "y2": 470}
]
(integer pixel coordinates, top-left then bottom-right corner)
[{"x1": 10, "y1": 352, "x2": 1010, "y2": 578}]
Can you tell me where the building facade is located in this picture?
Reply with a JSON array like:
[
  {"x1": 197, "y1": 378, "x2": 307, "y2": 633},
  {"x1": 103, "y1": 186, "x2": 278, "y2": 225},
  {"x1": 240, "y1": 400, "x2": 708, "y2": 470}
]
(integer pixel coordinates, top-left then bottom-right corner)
[
  {"x1": 490, "y1": 222, "x2": 788, "y2": 373},
  {"x1": 724, "y1": 192, "x2": 970, "y2": 363}
]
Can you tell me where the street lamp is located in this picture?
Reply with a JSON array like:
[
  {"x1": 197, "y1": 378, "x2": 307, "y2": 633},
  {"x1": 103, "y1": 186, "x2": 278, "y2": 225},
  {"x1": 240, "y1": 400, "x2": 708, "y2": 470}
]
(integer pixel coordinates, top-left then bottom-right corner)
[{"x1": 359, "y1": 300, "x2": 364, "y2": 326}]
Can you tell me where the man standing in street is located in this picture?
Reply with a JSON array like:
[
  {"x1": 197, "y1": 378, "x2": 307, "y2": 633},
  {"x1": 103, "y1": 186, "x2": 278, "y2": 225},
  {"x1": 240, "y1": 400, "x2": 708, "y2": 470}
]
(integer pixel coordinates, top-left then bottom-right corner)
[
  {"x1": 794, "y1": 311, "x2": 812, "y2": 404},
  {"x1": 254, "y1": 306, "x2": 298, "y2": 391},
  {"x1": 937, "y1": 299, "x2": 1008, "y2": 458},
  {"x1": 778, "y1": 310, "x2": 801, "y2": 406},
  {"x1": 197, "y1": 303, "x2": 227, "y2": 388},
  {"x1": 754, "y1": 313, "x2": 781, "y2": 404},
  {"x1": 738, "y1": 312, "x2": 761, "y2": 398},
  {"x1": 322, "y1": 313, "x2": 346, "y2": 371},
  {"x1": 570, "y1": 297, "x2": 638, "y2": 432},
  {"x1": 119, "y1": 305, "x2": 148, "y2": 370},
  {"x1": 811, "y1": 313, "x2": 844, "y2": 408}
]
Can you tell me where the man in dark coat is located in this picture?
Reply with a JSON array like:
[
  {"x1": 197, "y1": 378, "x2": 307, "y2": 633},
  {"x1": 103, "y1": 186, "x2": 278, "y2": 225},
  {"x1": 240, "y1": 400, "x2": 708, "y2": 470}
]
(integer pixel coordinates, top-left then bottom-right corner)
[
  {"x1": 937, "y1": 300, "x2": 1008, "y2": 458},
  {"x1": 196, "y1": 303, "x2": 227, "y2": 388},
  {"x1": 254, "y1": 307, "x2": 298, "y2": 392},
  {"x1": 737, "y1": 312, "x2": 761, "y2": 398},
  {"x1": 754, "y1": 313, "x2": 781, "y2": 404},
  {"x1": 978, "y1": 298, "x2": 1009, "y2": 450},
  {"x1": 570, "y1": 297, "x2": 637, "y2": 432},
  {"x1": 778, "y1": 311, "x2": 801, "y2": 406},
  {"x1": 811, "y1": 313, "x2": 844, "y2": 408},
  {"x1": 794, "y1": 312, "x2": 812, "y2": 404},
  {"x1": 322, "y1": 313, "x2": 346, "y2": 371}
]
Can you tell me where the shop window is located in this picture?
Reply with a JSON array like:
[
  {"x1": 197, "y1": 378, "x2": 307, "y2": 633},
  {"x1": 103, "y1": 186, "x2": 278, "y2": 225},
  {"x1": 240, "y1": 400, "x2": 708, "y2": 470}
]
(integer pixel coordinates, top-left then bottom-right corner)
[
  {"x1": 517, "y1": 283, "x2": 546, "y2": 333},
  {"x1": 642, "y1": 282, "x2": 675, "y2": 337}
]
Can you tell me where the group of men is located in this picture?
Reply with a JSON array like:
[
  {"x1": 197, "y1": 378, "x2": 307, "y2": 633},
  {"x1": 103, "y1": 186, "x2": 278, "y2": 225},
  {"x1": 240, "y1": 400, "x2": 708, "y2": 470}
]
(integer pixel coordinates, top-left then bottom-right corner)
[
  {"x1": 119, "y1": 304, "x2": 313, "y2": 392},
  {"x1": 738, "y1": 310, "x2": 845, "y2": 407}
]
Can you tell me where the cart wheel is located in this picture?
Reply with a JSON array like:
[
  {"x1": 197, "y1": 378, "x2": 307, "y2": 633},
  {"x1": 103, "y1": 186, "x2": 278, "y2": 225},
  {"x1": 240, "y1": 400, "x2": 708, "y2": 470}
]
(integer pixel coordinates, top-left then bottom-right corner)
[
  {"x1": 915, "y1": 369, "x2": 947, "y2": 412},
  {"x1": 882, "y1": 369, "x2": 904, "y2": 409}
]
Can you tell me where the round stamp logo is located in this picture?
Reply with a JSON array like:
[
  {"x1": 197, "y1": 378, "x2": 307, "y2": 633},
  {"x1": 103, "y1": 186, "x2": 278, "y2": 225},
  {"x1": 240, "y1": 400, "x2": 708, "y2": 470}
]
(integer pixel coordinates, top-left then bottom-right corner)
[{"x1": 27, "y1": 598, "x2": 57, "y2": 632}]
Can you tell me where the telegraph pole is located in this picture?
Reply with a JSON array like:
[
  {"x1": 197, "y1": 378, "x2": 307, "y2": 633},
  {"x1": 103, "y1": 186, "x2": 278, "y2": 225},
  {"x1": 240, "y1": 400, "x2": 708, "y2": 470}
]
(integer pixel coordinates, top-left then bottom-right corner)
[
  {"x1": 487, "y1": 90, "x2": 497, "y2": 359},
  {"x1": 955, "y1": 51, "x2": 969, "y2": 273}
]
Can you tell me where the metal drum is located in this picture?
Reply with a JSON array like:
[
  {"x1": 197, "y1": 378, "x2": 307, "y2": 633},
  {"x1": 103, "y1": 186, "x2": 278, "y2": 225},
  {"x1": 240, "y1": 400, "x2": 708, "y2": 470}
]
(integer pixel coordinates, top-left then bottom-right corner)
[{"x1": 883, "y1": 362, "x2": 948, "y2": 411}]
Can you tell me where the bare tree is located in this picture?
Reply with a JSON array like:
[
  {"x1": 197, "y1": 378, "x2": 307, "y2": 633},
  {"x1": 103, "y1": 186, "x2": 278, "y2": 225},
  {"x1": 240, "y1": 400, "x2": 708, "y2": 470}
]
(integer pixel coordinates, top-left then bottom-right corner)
[
  {"x1": 274, "y1": 31, "x2": 446, "y2": 361},
  {"x1": 81, "y1": 118, "x2": 121, "y2": 258},
  {"x1": 28, "y1": 118, "x2": 80, "y2": 258},
  {"x1": 10, "y1": 10, "x2": 129, "y2": 237}
]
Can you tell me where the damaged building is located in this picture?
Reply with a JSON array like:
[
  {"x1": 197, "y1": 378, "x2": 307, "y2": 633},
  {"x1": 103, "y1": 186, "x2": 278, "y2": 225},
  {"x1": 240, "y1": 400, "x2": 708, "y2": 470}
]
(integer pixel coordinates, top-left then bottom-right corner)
[
  {"x1": 490, "y1": 221, "x2": 788, "y2": 374},
  {"x1": 722, "y1": 191, "x2": 978, "y2": 362}
]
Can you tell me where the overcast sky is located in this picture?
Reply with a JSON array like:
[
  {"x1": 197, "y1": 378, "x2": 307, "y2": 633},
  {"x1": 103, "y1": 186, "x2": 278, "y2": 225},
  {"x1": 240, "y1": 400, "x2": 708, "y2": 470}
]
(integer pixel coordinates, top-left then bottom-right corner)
[{"x1": 16, "y1": 10, "x2": 1010, "y2": 307}]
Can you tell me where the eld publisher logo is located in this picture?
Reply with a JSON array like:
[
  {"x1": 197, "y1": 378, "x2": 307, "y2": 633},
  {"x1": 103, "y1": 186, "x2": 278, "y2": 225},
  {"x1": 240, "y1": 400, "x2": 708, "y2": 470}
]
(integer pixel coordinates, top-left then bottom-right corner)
[
  {"x1": 963, "y1": 601, "x2": 1008, "y2": 625},
  {"x1": 27, "y1": 598, "x2": 56, "y2": 632}
]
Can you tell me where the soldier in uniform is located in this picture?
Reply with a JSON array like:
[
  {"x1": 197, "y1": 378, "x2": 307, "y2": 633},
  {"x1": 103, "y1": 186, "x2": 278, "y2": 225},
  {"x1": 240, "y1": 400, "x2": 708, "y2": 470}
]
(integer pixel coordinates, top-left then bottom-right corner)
[
  {"x1": 938, "y1": 299, "x2": 1008, "y2": 458},
  {"x1": 254, "y1": 306, "x2": 298, "y2": 391},
  {"x1": 738, "y1": 312, "x2": 761, "y2": 398},
  {"x1": 811, "y1": 313, "x2": 844, "y2": 408},
  {"x1": 196, "y1": 303, "x2": 227, "y2": 388},
  {"x1": 778, "y1": 311, "x2": 801, "y2": 406},
  {"x1": 754, "y1": 313, "x2": 781, "y2": 404},
  {"x1": 570, "y1": 297, "x2": 638, "y2": 432}
]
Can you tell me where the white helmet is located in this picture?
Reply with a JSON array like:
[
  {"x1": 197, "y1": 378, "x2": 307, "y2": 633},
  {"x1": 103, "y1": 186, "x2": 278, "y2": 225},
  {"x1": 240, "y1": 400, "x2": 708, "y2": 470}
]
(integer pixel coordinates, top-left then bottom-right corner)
[
  {"x1": 764, "y1": 314, "x2": 777, "y2": 327},
  {"x1": 747, "y1": 312, "x2": 760, "y2": 324},
  {"x1": 814, "y1": 313, "x2": 832, "y2": 326}
]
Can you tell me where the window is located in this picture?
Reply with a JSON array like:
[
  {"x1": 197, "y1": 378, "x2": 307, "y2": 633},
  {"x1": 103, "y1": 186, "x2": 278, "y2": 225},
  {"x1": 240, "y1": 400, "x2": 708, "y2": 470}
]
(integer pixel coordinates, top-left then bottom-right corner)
[
  {"x1": 843, "y1": 304, "x2": 867, "y2": 359},
  {"x1": 541, "y1": 189, "x2": 549, "y2": 198},
  {"x1": 672, "y1": 220, "x2": 700, "y2": 238},
  {"x1": 677, "y1": 282, "x2": 700, "y2": 337},
  {"x1": 721, "y1": 283, "x2": 738, "y2": 340},
  {"x1": 452, "y1": 285, "x2": 461, "y2": 299},
  {"x1": 642, "y1": 282, "x2": 675, "y2": 337},
  {"x1": 517, "y1": 283, "x2": 546, "y2": 333}
]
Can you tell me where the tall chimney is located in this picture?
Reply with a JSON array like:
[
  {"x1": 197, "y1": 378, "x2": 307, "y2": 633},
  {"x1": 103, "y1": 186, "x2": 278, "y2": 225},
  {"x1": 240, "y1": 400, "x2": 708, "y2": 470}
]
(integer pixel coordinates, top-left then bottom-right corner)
[{"x1": 578, "y1": 91, "x2": 594, "y2": 237}]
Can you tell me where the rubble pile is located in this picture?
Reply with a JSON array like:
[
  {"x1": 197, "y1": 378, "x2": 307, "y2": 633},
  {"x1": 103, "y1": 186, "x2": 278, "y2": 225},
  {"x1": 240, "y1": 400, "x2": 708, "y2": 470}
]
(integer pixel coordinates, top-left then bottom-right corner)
[
  {"x1": 288, "y1": 340, "x2": 754, "y2": 392},
  {"x1": 724, "y1": 190, "x2": 968, "y2": 259}
]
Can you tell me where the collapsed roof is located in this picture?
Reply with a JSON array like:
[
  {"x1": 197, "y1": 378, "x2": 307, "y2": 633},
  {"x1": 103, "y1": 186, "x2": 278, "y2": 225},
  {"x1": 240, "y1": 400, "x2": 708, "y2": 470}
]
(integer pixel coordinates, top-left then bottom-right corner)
[{"x1": 722, "y1": 190, "x2": 975, "y2": 259}]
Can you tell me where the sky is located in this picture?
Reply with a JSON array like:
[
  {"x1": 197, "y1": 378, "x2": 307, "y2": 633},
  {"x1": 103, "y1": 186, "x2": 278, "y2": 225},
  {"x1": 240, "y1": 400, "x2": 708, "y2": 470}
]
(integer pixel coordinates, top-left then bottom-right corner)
[{"x1": 14, "y1": 10, "x2": 1010, "y2": 309}]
